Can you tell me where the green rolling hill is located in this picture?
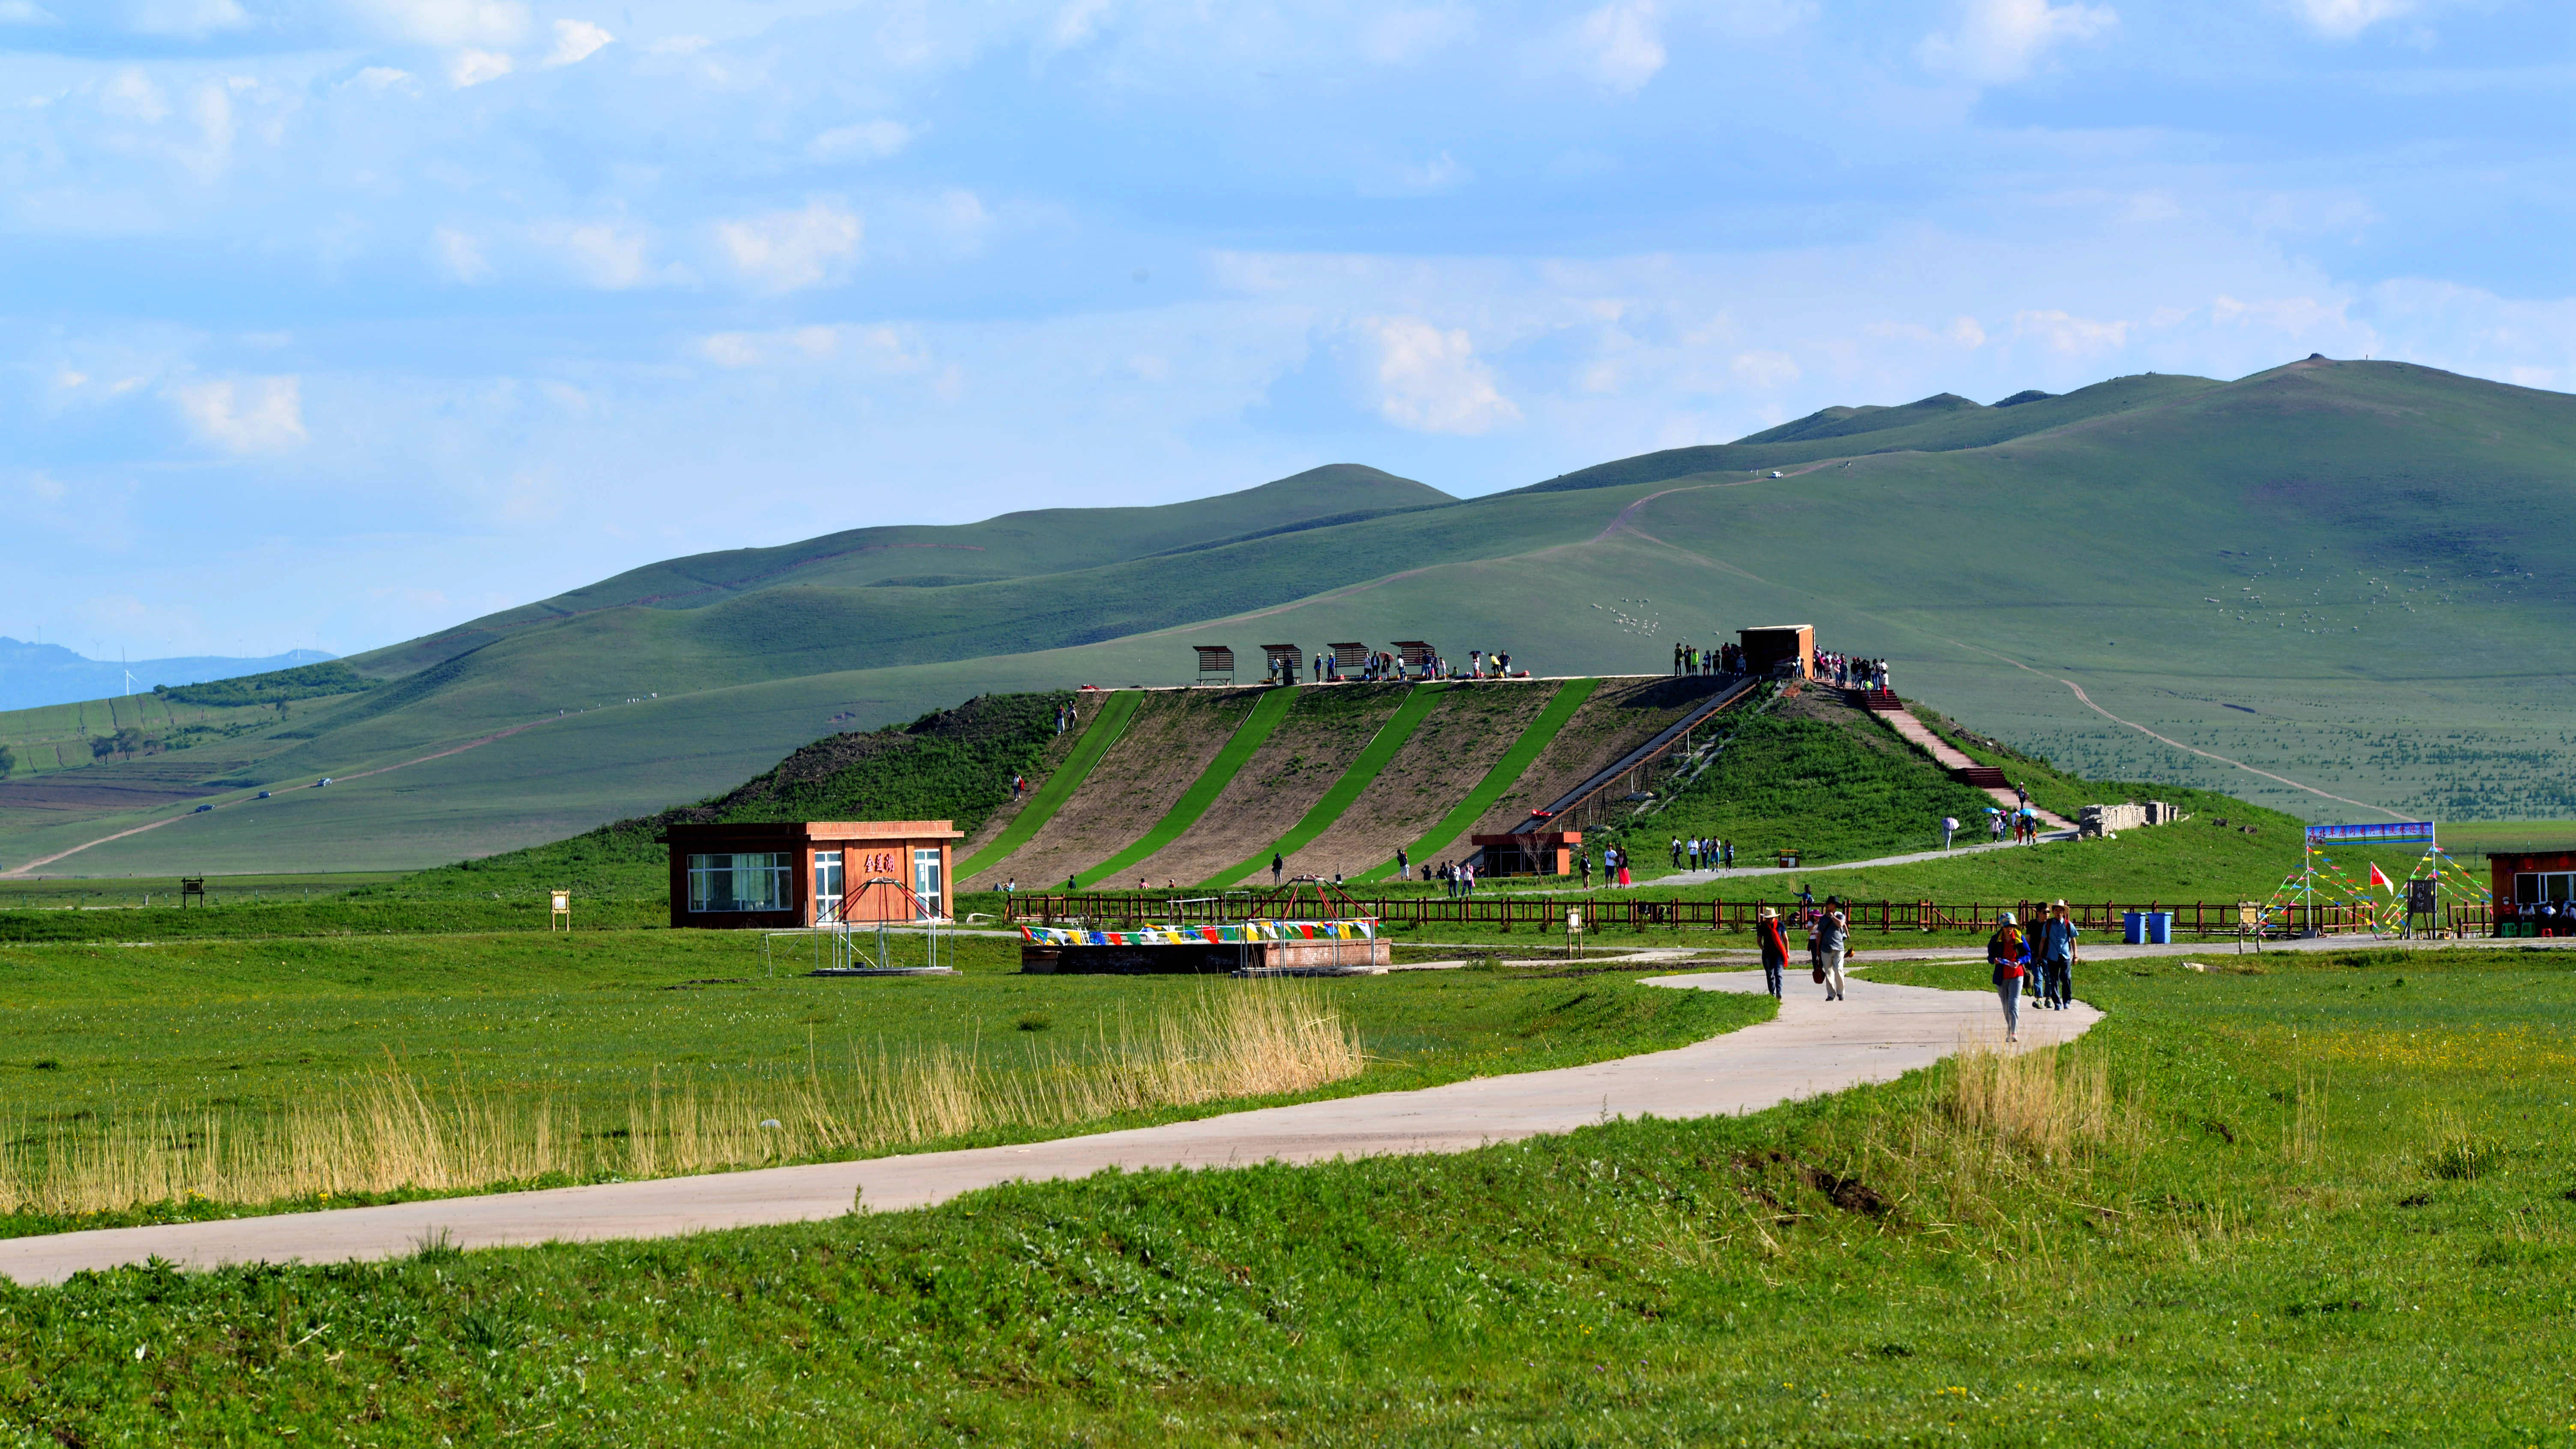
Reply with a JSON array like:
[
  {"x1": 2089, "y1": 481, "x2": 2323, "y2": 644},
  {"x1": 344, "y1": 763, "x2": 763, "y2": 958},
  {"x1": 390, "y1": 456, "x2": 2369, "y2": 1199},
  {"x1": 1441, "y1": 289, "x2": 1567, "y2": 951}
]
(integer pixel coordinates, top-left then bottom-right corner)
[{"x1": 8, "y1": 356, "x2": 2575, "y2": 878}]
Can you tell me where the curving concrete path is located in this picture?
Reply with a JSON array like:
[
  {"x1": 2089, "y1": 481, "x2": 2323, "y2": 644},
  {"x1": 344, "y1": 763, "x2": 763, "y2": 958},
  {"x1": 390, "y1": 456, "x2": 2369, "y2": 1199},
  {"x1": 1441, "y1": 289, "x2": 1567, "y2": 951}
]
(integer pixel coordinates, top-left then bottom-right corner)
[{"x1": 0, "y1": 973, "x2": 2098, "y2": 1287}]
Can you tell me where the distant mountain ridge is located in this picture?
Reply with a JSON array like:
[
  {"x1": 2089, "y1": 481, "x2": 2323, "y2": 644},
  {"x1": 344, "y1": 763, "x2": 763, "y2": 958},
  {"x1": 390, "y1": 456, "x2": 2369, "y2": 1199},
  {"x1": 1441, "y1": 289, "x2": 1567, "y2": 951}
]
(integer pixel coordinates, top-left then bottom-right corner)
[
  {"x1": 10, "y1": 356, "x2": 2576, "y2": 876},
  {"x1": 0, "y1": 640, "x2": 334, "y2": 713}
]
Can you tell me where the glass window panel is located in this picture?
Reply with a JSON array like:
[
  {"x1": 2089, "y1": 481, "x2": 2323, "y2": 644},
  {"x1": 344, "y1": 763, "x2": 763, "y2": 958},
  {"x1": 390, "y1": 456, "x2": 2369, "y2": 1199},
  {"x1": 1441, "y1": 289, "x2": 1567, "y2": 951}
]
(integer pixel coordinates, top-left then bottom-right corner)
[
  {"x1": 687, "y1": 852, "x2": 789, "y2": 912},
  {"x1": 2517, "y1": 874, "x2": 2540, "y2": 904}
]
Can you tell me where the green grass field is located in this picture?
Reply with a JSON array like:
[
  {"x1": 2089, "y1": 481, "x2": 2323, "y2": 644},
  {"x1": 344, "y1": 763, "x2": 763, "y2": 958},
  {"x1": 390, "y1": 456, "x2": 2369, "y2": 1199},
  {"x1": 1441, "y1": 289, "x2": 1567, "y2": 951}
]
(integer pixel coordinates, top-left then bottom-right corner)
[
  {"x1": 0, "y1": 930, "x2": 1766, "y2": 1235},
  {"x1": 4, "y1": 947, "x2": 2570, "y2": 1441}
]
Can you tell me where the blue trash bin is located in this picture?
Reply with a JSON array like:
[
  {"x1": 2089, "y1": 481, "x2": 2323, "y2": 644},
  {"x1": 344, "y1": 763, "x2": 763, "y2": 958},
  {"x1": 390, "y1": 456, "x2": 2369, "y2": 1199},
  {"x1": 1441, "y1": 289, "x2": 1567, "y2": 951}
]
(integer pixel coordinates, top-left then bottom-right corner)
[
  {"x1": 2123, "y1": 909, "x2": 2147, "y2": 945},
  {"x1": 2146, "y1": 911, "x2": 2174, "y2": 945}
]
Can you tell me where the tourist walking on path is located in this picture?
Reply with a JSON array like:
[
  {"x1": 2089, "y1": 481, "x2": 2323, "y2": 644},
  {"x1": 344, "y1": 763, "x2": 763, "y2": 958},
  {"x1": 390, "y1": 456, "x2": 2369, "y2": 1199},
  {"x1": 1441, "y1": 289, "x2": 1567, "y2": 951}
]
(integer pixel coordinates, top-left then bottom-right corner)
[
  {"x1": 2036, "y1": 900, "x2": 2080, "y2": 1010},
  {"x1": 1614, "y1": 847, "x2": 1631, "y2": 888},
  {"x1": 1721, "y1": 839, "x2": 1734, "y2": 871},
  {"x1": 1579, "y1": 851, "x2": 1592, "y2": 890},
  {"x1": 1988, "y1": 912, "x2": 2029, "y2": 1042},
  {"x1": 1670, "y1": 836, "x2": 1683, "y2": 869},
  {"x1": 1941, "y1": 814, "x2": 1958, "y2": 852},
  {"x1": 1395, "y1": 846, "x2": 1409, "y2": 880},
  {"x1": 1272, "y1": 853, "x2": 1284, "y2": 886},
  {"x1": 1756, "y1": 906, "x2": 1789, "y2": 999},
  {"x1": 1818, "y1": 897, "x2": 1850, "y2": 1000}
]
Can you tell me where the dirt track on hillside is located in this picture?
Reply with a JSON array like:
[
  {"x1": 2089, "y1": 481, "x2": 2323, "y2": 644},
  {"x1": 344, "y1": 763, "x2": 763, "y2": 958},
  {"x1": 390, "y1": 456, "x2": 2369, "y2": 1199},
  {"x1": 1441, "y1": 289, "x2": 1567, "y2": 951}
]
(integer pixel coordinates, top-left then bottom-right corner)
[
  {"x1": 1128, "y1": 684, "x2": 1410, "y2": 887},
  {"x1": 987, "y1": 689, "x2": 1264, "y2": 891},
  {"x1": 1291, "y1": 681, "x2": 1552, "y2": 880}
]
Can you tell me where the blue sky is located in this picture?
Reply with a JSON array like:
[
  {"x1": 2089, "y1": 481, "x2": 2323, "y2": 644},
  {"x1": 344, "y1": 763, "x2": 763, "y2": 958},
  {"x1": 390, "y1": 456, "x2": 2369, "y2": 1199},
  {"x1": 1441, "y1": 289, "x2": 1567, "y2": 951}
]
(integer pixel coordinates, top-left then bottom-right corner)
[{"x1": 5, "y1": 0, "x2": 2571, "y2": 659}]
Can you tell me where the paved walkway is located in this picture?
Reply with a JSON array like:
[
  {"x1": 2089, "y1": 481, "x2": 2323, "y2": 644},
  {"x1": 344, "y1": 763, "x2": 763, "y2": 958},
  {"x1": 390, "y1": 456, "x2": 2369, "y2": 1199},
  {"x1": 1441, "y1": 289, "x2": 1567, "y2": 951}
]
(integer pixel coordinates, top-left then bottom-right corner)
[
  {"x1": 1540, "y1": 832, "x2": 2077, "y2": 893},
  {"x1": 0, "y1": 973, "x2": 2097, "y2": 1287},
  {"x1": 1877, "y1": 708, "x2": 2077, "y2": 831}
]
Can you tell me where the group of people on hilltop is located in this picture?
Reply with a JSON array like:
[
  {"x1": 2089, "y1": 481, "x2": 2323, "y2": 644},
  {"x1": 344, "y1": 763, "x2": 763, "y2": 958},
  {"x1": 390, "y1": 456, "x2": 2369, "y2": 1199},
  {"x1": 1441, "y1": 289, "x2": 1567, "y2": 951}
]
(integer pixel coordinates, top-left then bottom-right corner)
[
  {"x1": 1292, "y1": 648, "x2": 1523, "y2": 684},
  {"x1": 1673, "y1": 642, "x2": 1744, "y2": 676},
  {"x1": 1815, "y1": 652, "x2": 1890, "y2": 692}
]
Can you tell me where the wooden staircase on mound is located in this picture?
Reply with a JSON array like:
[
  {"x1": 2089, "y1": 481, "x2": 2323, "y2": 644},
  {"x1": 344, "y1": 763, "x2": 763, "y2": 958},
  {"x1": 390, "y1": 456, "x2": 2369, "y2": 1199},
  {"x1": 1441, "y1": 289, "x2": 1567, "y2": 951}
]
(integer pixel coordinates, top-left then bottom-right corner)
[
  {"x1": 1955, "y1": 765, "x2": 2008, "y2": 787},
  {"x1": 1843, "y1": 688, "x2": 1904, "y2": 713}
]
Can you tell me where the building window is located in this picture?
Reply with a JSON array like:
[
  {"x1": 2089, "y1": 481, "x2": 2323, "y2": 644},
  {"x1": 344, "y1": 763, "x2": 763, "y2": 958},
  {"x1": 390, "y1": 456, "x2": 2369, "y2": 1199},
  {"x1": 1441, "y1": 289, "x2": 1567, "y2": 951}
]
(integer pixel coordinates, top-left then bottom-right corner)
[
  {"x1": 687, "y1": 853, "x2": 792, "y2": 913},
  {"x1": 814, "y1": 850, "x2": 844, "y2": 923},
  {"x1": 912, "y1": 847, "x2": 943, "y2": 920},
  {"x1": 2514, "y1": 872, "x2": 2574, "y2": 905}
]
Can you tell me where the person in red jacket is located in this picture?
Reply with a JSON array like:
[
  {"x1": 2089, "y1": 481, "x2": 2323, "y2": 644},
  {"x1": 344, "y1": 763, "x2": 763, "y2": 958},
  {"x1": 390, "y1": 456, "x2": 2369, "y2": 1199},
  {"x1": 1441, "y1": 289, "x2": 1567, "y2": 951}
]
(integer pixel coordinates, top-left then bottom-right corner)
[
  {"x1": 1756, "y1": 906, "x2": 1789, "y2": 999},
  {"x1": 1988, "y1": 911, "x2": 2030, "y2": 1042}
]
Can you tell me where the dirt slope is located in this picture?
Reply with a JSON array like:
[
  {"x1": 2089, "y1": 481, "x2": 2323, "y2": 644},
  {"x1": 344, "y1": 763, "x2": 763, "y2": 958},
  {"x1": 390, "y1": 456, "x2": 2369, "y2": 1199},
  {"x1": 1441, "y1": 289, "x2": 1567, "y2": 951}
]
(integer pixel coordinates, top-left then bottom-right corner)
[
  {"x1": 1285, "y1": 680, "x2": 1556, "y2": 881},
  {"x1": 1124, "y1": 684, "x2": 1412, "y2": 886},
  {"x1": 986, "y1": 689, "x2": 1265, "y2": 890},
  {"x1": 954, "y1": 690, "x2": 1116, "y2": 866}
]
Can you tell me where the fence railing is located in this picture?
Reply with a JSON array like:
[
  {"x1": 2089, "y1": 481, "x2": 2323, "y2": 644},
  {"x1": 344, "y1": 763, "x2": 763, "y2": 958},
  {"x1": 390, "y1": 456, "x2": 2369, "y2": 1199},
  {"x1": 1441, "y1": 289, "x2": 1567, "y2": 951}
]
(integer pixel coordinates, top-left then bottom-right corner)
[{"x1": 1004, "y1": 893, "x2": 2391, "y2": 938}]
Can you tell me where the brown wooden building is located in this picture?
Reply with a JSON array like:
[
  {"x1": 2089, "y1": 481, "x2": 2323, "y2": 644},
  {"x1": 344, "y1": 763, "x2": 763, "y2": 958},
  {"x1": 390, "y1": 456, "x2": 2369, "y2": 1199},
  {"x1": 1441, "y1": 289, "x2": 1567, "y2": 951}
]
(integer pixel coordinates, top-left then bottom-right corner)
[
  {"x1": 2490, "y1": 849, "x2": 2576, "y2": 913},
  {"x1": 1471, "y1": 829, "x2": 1583, "y2": 877},
  {"x1": 663, "y1": 820, "x2": 963, "y2": 929},
  {"x1": 1737, "y1": 624, "x2": 1814, "y2": 678}
]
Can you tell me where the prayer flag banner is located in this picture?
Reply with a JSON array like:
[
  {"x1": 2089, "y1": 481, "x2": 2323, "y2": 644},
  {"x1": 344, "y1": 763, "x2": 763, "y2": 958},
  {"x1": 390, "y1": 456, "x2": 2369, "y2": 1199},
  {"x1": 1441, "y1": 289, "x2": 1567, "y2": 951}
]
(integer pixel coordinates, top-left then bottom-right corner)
[
  {"x1": 2306, "y1": 822, "x2": 2435, "y2": 848},
  {"x1": 1019, "y1": 918, "x2": 1378, "y2": 948}
]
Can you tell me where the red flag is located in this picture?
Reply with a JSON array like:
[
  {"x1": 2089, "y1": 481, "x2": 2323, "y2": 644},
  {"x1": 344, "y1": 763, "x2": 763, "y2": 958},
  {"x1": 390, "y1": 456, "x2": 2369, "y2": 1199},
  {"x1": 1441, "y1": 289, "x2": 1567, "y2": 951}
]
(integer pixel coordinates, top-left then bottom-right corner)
[{"x1": 2368, "y1": 862, "x2": 2394, "y2": 891}]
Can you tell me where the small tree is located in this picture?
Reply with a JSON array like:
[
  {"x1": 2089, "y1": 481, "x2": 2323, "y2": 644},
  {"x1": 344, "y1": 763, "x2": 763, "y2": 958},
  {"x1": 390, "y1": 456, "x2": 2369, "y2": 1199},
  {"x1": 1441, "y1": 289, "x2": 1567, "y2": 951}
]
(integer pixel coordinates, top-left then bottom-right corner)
[{"x1": 0, "y1": 743, "x2": 15, "y2": 777}]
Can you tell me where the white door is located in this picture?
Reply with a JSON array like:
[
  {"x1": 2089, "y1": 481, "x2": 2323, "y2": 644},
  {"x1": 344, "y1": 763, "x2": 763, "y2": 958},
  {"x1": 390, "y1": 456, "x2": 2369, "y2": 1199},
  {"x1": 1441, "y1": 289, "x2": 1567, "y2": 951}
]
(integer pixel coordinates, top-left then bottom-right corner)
[
  {"x1": 912, "y1": 848, "x2": 943, "y2": 921},
  {"x1": 813, "y1": 851, "x2": 844, "y2": 924}
]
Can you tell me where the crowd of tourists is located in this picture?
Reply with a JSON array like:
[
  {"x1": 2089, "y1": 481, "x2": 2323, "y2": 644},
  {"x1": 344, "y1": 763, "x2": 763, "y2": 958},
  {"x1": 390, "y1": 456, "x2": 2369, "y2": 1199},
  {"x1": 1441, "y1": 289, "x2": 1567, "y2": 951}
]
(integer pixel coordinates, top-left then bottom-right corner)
[
  {"x1": 1285, "y1": 648, "x2": 1524, "y2": 684},
  {"x1": 1671, "y1": 641, "x2": 1747, "y2": 675},
  {"x1": 1665, "y1": 836, "x2": 1737, "y2": 872},
  {"x1": 1816, "y1": 652, "x2": 1890, "y2": 691}
]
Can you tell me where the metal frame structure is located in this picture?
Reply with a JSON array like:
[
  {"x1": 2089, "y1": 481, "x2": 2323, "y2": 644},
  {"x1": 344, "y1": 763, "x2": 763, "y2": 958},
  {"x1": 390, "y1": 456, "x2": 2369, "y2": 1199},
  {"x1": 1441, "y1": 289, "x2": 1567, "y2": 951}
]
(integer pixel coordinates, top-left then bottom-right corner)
[
  {"x1": 1193, "y1": 645, "x2": 1236, "y2": 686},
  {"x1": 1260, "y1": 644, "x2": 1302, "y2": 685},
  {"x1": 761, "y1": 876, "x2": 954, "y2": 976}
]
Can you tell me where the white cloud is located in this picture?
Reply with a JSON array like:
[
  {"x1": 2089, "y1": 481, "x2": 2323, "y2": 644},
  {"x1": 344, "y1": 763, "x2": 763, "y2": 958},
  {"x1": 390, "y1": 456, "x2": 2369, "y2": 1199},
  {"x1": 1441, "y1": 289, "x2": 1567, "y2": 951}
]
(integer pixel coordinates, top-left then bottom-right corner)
[
  {"x1": 1731, "y1": 350, "x2": 1801, "y2": 388},
  {"x1": 101, "y1": 68, "x2": 169, "y2": 123},
  {"x1": 450, "y1": 49, "x2": 515, "y2": 87},
  {"x1": 1363, "y1": 316, "x2": 1520, "y2": 434},
  {"x1": 645, "y1": 33, "x2": 709, "y2": 54},
  {"x1": 2289, "y1": 0, "x2": 2411, "y2": 39},
  {"x1": 1948, "y1": 315, "x2": 1988, "y2": 347},
  {"x1": 127, "y1": 0, "x2": 245, "y2": 34},
  {"x1": 534, "y1": 219, "x2": 663, "y2": 289},
  {"x1": 544, "y1": 18, "x2": 614, "y2": 67},
  {"x1": 716, "y1": 201, "x2": 864, "y2": 293},
  {"x1": 698, "y1": 324, "x2": 922, "y2": 371},
  {"x1": 808, "y1": 120, "x2": 912, "y2": 163},
  {"x1": 354, "y1": 0, "x2": 528, "y2": 46},
  {"x1": 1361, "y1": 6, "x2": 1472, "y2": 65},
  {"x1": 1919, "y1": 0, "x2": 2116, "y2": 83},
  {"x1": 431, "y1": 226, "x2": 490, "y2": 282},
  {"x1": 349, "y1": 66, "x2": 417, "y2": 91},
  {"x1": 1574, "y1": 0, "x2": 1667, "y2": 92},
  {"x1": 0, "y1": 1, "x2": 59, "y2": 23},
  {"x1": 2013, "y1": 308, "x2": 2130, "y2": 355},
  {"x1": 177, "y1": 81, "x2": 235, "y2": 182},
  {"x1": 173, "y1": 376, "x2": 308, "y2": 453}
]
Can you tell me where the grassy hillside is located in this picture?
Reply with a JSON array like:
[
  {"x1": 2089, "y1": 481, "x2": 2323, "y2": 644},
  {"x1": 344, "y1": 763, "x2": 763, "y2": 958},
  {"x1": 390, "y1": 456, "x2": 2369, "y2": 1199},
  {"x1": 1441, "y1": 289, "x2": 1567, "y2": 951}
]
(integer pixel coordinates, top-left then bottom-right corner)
[{"x1": 13, "y1": 357, "x2": 2576, "y2": 877}]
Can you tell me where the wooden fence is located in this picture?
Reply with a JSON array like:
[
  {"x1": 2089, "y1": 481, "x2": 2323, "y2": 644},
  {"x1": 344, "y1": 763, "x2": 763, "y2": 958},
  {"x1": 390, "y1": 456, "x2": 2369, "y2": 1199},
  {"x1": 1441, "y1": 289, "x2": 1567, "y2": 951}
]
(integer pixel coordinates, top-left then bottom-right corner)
[{"x1": 1005, "y1": 893, "x2": 2392, "y2": 939}]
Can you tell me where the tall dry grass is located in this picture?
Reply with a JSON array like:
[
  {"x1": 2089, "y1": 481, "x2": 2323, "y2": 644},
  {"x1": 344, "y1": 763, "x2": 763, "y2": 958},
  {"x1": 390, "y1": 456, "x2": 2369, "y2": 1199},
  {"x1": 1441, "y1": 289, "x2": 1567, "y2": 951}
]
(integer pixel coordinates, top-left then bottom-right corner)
[
  {"x1": 1814, "y1": 1038, "x2": 2142, "y2": 1249},
  {"x1": 0, "y1": 982, "x2": 1363, "y2": 1216}
]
